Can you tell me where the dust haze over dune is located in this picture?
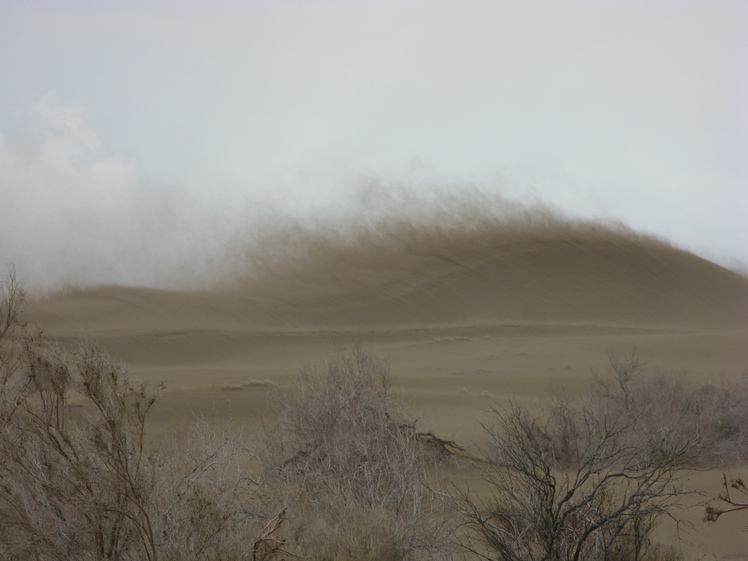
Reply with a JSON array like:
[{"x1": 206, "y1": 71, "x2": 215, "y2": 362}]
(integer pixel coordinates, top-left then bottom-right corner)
[
  {"x1": 2, "y1": 100, "x2": 746, "y2": 327},
  {"x1": 24, "y1": 181, "x2": 748, "y2": 332},
  {"x1": 215, "y1": 182, "x2": 657, "y2": 288},
  {"x1": 2, "y1": 164, "x2": 653, "y2": 294},
  {"x1": 1, "y1": 94, "x2": 745, "y2": 296}
]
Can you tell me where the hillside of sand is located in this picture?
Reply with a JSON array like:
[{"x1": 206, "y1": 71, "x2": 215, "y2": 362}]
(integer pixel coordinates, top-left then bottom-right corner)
[
  {"x1": 30, "y1": 225, "x2": 748, "y2": 333},
  {"x1": 25, "y1": 221, "x2": 748, "y2": 559}
]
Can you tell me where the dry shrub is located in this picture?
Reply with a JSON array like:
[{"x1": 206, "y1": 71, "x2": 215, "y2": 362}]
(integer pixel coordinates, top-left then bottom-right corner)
[
  {"x1": 458, "y1": 353, "x2": 701, "y2": 561},
  {"x1": 261, "y1": 348, "x2": 455, "y2": 561},
  {"x1": 0, "y1": 269, "x2": 269, "y2": 561},
  {"x1": 151, "y1": 416, "x2": 269, "y2": 561},
  {"x1": 588, "y1": 352, "x2": 748, "y2": 467},
  {"x1": 692, "y1": 377, "x2": 748, "y2": 464},
  {"x1": 458, "y1": 352, "x2": 748, "y2": 560},
  {"x1": 0, "y1": 332, "x2": 161, "y2": 559},
  {"x1": 705, "y1": 474, "x2": 748, "y2": 530}
]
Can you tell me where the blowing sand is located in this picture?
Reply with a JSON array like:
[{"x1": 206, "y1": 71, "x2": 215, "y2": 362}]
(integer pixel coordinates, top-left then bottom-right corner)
[{"x1": 27, "y1": 221, "x2": 748, "y2": 559}]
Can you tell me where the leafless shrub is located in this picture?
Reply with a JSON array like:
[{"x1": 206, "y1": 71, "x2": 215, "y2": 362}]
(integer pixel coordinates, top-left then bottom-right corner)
[
  {"x1": 1, "y1": 270, "x2": 458, "y2": 560},
  {"x1": 691, "y1": 376, "x2": 748, "y2": 465},
  {"x1": 0, "y1": 330, "x2": 163, "y2": 559},
  {"x1": 0, "y1": 265, "x2": 25, "y2": 421},
  {"x1": 705, "y1": 474, "x2": 748, "y2": 530},
  {"x1": 457, "y1": 353, "x2": 699, "y2": 561},
  {"x1": 586, "y1": 354, "x2": 706, "y2": 467},
  {"x1": 0, "y1": 268, "x2": 271, "y2": 561},
  {"x1": 151, "y1": 416, "x2": 273, "y2": 561},
  {"x1": 261, "y1": 347, "x2": 456, "y2": 561},
  {"x1": 588, "y1": 352, "x2": 748, "y2": 467}
]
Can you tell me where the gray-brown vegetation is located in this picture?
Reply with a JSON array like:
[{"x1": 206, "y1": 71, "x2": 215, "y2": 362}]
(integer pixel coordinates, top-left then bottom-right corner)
[
  {"x1": 259, "y1": 348, "x2": 456, "y2": 560},
  {"x1": 0, "y1": 268, "x2": 264, "y2": 560},
  {"x1": 455, "y1": 353, "x2": 748, "y2": 561},
  {"x1": 591, "y1": 354, "x2": 748, "y2": 467},
  {"x1": 705, "y1": 475, "x2": 748, "y2": 530},
  {"x1": 456, "y1": 354, "x2": 694, "y2": 561}
]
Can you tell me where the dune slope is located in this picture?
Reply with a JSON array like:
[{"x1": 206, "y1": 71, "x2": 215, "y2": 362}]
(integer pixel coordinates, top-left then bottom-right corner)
[{"x1": 29, "y1": 228, "x2": 748, "y2": 332}]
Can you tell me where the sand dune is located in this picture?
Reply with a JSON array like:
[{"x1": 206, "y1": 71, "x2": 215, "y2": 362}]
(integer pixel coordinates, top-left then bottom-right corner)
[
  {"x1": 30, "y1": 226, "x2": 748, "y2": 332},
  {"x1": 246, "y1": 236, "x2": 748, "y2": 327}
]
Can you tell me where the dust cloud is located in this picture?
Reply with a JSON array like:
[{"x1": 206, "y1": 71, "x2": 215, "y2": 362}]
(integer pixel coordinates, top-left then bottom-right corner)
[
  {"x1": 0, "y1": 99, "x2": 671, "y2": 296},
  {"x1": 5, "y1": 169, "x2": 675, "y2": 297},
  {"x1": 0, "y1": 97, "x2": 732, "y2": 296},
  {"x1": 219, "y1": 180, "x2": 671, "y2": 292}
]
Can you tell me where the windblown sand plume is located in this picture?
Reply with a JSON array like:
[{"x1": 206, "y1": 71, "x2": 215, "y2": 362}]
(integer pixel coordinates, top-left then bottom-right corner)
[{"x1": 29, "y1": 216, "x2": 748, "y2": 331}]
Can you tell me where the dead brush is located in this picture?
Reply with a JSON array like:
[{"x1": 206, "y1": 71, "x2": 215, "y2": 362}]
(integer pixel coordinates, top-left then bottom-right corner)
[
  {"x1": 260, "y1": 347, "x2": 458, "y2": 561},
  {"x1": 0, "y1": 268, "x2": 275, "y2": 561}
]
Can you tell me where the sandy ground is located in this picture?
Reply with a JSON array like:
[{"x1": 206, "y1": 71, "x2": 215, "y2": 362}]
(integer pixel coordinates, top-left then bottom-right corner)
[{"x1": 27, "y1": 229, "x2": 748, "y2": 559}]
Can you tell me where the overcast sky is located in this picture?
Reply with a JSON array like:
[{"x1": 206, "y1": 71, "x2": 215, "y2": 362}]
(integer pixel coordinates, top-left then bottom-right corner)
[{"x1": 1, "y1": 1, "x2": 747, "y2": 291}]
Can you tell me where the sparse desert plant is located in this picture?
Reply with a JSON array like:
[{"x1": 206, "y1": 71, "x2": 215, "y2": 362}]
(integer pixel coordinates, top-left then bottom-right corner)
[
  {"x1": 691, "y1": 376, "x2": 748, "y2": 465},
  {"x1": 456, "y1": 353, "x2": 699, "y2": 561},
  {"x1": 150, "y1": 415, "x2": 274, "y2": 561},
  {"x1": 588, "y1": 352, "x2": 748, "y2": 467},
  {"x1": 0, "y1": 294, "x2": 164, "y2": 559},
  {"x1": 0, "y1": 268, "x2": 272, "y2": 561},
  {"x1": 587, "y1": 353, "x2": 707, "y2": 466},
  {"x1": 261, "y1": 347, "x2": 457, "y2": 561},
  {"x1": 705, "y1": 474, "x2": 748, "y2": 530}
]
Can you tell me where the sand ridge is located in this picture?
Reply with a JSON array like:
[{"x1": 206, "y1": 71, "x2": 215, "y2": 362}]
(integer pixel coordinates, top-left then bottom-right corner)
[{"x1": 30, "y1": 229, "x2": 748, "y2": 333}]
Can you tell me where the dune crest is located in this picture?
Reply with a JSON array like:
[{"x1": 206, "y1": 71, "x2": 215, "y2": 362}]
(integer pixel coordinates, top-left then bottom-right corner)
[{"x1": 29, "y1": 215, "x2": 748, "y2": 332}]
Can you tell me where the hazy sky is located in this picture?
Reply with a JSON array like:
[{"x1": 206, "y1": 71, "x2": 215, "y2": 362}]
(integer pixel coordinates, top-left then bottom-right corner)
[{"x1": 1, "y1": 1, "x2": 747, "y2": 291}]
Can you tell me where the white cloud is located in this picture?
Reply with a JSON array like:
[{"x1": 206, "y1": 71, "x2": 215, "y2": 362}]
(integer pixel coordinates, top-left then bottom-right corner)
[
  {"x1": 0, "y1": 95, "x2": 136, "y2": 210},
  {"x1": 0, "y1": 97, "x2": 145, "y2": 292}
]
